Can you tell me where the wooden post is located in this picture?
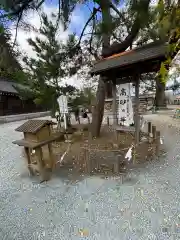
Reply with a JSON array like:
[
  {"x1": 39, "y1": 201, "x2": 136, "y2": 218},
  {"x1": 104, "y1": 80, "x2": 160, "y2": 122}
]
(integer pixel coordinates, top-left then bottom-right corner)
[
  {"x1": 57, "y1": 115, "x2": 61, "y2": 130},
  {"x1": 134, "y1": 75, "x2": 140, "y2": 145},
  {"x1": 107, "y1": 116, "x2": 109, "y2": 126},
  {"x1": 152, "y1": 125, "x2": 157, "y2": 157},
  {"x1": 116, "y1": 117, "x2": 118, "y2": 125},
  {"x1": 84, "y1": 148, "x2": 91, "y2": 174},
  {"x1": 87, "y1": 115, "x2": 90, "y2": 124},
  {"x1": 112, "y1": 81, "x2": 117, "y2": 126},
  {"x1": 148, "y1": 121, "x2": 152, "y2": 143},
  {"x1": 148, "y1": 122, "x2": 152, "y2": 135},
  {"x1": 152, "y1": 126, "x2": 156, "y2": 142},
  {"x1": 132, "y1": 145, "x2": 136, "y2": 164},
  {"x1": 114, "y1": 155, "x2": 120, "y2": 173},
  {"x1": 48, "y1": 143, "x2": 55, "y2": 170},
  {"x1": 36, "y1": 147, "x2": 50, "y2": 182},
  {"x1": 24, "y1": 147, "x2": 34, "y2": 176},
  {"x1": 156, "y1": 131, "x2": 161, "y2": 157}
]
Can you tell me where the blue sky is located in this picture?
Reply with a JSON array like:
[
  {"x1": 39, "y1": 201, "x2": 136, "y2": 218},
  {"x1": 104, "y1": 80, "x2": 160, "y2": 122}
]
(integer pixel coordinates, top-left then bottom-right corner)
[
  {"x1": 43, "y1": 0, "x2": 123, "y2": 35},
  {"x1": 43, "y1": 0, "x2": 99, "y2": 35},
  {"x1": 1, "y1": 0, "x2": 123, "y2": 37}
]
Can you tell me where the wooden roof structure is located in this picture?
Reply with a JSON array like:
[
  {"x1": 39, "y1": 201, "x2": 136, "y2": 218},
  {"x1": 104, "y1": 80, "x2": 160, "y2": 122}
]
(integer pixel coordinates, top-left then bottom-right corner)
[
  {"x1": 90, "y1": 41, "x2": 167, "y2": 84},
  {"x1": 15, "y1": 120, "x2": 56, "y2": 134},
  {"x1": 0, "y1": 78, "x2": 32, "y2": 97},
  {"x1": 90, "y1": 41, "x2": 169, "y2": 145}
]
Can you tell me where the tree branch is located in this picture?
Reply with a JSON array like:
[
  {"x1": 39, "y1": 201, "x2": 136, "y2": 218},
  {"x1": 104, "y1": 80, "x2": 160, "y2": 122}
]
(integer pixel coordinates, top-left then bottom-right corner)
[
  {"x1": 110, "y1": 3, "x2": 126, "y2": 23},
  {"x1": 35, "y1": 0, "x2": 45, "y2": 9},
  {"x1": 103, "y1": 0, "x2": 151, "y2": 57},
  {"x1": 89, "y1": 13, "x2": 97, "y2": 58},
  {"x1": 78, "y1": 7, "x2": 100, "y2": 45},
  {"x1": 0, "y1": 0, "x2": 34, "y2": 19},
  {"x1": 12, "y1": 11, "x2": 23, "y2": 48}
]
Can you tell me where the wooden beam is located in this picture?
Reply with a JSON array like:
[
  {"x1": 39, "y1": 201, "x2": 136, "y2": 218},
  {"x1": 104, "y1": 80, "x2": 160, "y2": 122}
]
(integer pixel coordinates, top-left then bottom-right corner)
[
  {"x1": 112, "y1": 81, "x2": 117, "y2": 125},
  {"x1": 96, "y1": 59, "x2": 163, "y2": 81},
  {"x1": 134, "y1": 75, "x2": 140, "y2": 145}
]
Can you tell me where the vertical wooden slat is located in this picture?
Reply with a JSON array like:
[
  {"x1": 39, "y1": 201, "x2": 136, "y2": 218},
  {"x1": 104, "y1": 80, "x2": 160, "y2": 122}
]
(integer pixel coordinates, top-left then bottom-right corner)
[
  {"x1": 84, "y1": 148, "x2": 91, "y2": 174},
  {"x1": 116, "y1": 117, "x2": 118, "y2": 125},
  {"x1": 112, "y1": 81, "x2": 117, "y2": 126},
  {"x1": 156, "y1": 131, "x2": 161, "y2": 157},
  {"x1": 152, "y1": 125, "x2": 157, "y2": 157},
  {"x1": 148, "y1": 122, "x2": 152, "y2": 134},
  {"x1": 134, "y1": 75, "x2": 140, "y2": 145},
  {"x1": 107, "y1": 116, "x2": 109, "y2": 126},
  {"x1": 152, "y1": 126, "x2": 156, "y2": 142},
  {"x1": 114, "y1": 155, "x2": 120, "y2": 173}
]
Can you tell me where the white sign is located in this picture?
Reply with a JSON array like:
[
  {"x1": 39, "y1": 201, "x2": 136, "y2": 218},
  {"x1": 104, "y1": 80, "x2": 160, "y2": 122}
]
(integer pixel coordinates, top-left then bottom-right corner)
[
  {"x1": 57, "y1": 95, "x2": 68, "y2": 130},
  {"x1": 57, "y1": 95, "x2": 68, "y2": 114},
  {"x1": 118, "y1": 83, "x2": 134, "y2": 126}
]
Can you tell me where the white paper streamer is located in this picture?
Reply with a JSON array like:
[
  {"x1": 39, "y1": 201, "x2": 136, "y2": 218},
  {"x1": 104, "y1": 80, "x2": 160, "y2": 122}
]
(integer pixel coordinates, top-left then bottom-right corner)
[
  {"x1": 125, "y1": 146, "x2": 133, "y2": 161},
  {"x1": 57, "y1": 143, "x2": 71, "y2": 164},
  {"x1": 160, "y1": 138, "x2": 163, "y2": 144},
  {"x1": 149, "y1": 133, "x2": 153, "y2": 138},
  {"x1": 141, "y1": 121, "x2": 145, "y2": 130}
]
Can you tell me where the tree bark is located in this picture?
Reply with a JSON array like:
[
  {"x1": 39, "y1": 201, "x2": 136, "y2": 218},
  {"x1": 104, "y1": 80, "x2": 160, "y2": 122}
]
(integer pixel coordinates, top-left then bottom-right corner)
[
  {"x1": 154, "y1": 78, "x2": 167, "y2": 109},
  {"x1": 102, "y1": 0, "x2": 151, "y2": 57},
  {"x1": 91, "y1": 0, "x2": 111, "y2": 137},
  {"x1": 91, "y1": 76, "x2": 106, "y2": 137}
]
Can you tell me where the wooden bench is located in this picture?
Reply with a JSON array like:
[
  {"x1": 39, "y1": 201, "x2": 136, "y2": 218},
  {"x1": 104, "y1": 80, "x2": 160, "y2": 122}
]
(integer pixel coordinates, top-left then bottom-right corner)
[{"x1": 13, "y1": 133, "x2": 64, "y2": 182}]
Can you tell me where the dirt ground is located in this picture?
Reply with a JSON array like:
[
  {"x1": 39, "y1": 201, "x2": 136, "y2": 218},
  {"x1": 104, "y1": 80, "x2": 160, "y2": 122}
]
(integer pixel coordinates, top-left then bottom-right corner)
[{"x1": 38, "y1": 124, "x2": 158, "y2": 177}]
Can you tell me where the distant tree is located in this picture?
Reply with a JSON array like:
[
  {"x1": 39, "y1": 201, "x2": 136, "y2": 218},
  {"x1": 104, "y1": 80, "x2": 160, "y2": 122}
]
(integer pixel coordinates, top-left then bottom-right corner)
[
  {"x1": 0, "y1": 26, "x2": 25, "y2": 81},
  {"x1": 23, "y1": 13, "x2": 80, "y2": 115}
]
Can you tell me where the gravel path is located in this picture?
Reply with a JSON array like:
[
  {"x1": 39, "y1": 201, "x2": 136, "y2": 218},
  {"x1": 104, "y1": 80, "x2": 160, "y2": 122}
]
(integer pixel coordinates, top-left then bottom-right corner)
[{"x1": 1, "y1": 117, "x2": 180, "y2": 239}]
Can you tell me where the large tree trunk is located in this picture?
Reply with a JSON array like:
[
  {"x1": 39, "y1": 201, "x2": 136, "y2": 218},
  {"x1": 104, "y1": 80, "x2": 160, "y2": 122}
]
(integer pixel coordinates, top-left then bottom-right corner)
[
  {"x1": 105, "y1": 81, "x2": 113, "y2": 98},
  {"x1": 91, "y1": 0, "x2": 111, "y2": 137},
  {"x1": 154, "y1": 78, "x2": 167, "y2": 109},
  {"x1": 91, "y1": 77, "x2": 106, "y2": 137}
]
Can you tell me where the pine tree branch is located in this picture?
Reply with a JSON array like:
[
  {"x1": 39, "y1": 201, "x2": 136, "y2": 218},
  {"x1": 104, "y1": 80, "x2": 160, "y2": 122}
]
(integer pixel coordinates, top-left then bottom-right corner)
[
  {"x1": 110, "y1": 3, "x2": 126, "y2": 23},
  {"x1": 12, "y1": 10, "x2": 23, "y2": 48},
  {"x1": 103, "y1": 0, "x2": 151, "y2": 57},
  {"x1": 0, "y1": 0, "x2": 34, "y2": 19},
  {"x1": 35, "y1": 0, "x2": 45, "y2": 9},
  {"x1": 88, "y1": 13, "x2": 100, "y2": 61},
  {"x1": 78, "y1": 7, "x2": 100, "y2": 45}
]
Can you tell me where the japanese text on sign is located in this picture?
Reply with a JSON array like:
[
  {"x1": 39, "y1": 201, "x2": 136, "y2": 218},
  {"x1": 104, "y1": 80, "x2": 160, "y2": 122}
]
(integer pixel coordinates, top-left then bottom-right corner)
[{"x1": 57, "y1": 95, "x2": 68, "y2": 114}]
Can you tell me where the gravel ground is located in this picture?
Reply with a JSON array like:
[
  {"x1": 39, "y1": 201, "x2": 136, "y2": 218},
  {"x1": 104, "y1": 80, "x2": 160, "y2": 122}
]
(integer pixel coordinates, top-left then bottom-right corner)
[{"x1": 1, "y1": 116, "x2": 180, "y2": 239}]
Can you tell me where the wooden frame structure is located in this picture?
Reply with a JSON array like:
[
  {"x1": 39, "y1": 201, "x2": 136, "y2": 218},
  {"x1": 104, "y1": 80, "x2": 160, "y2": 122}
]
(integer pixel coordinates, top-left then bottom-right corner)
[
  {"x1": 91, "y1": 41, "x2": 167, "y2": 145},
  {"x1": 13, "y1": 120, "x2": 64, "y2": 182}
]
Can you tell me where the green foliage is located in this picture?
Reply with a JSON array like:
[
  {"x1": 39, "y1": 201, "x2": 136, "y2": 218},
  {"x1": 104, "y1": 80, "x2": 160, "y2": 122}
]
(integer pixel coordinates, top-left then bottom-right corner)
[
  {"x1": 69, "y1": 86, "x2": 96, "y2": 111},
  {"x1": 135, "y1": 1, "x2": 180, "y2": 85},
  {"x1": 24, "y1": 12, "x2": 83, "y2": 111},
  {"x1": 159, "y1": 62, "x2": 168, "y2": 84}
]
